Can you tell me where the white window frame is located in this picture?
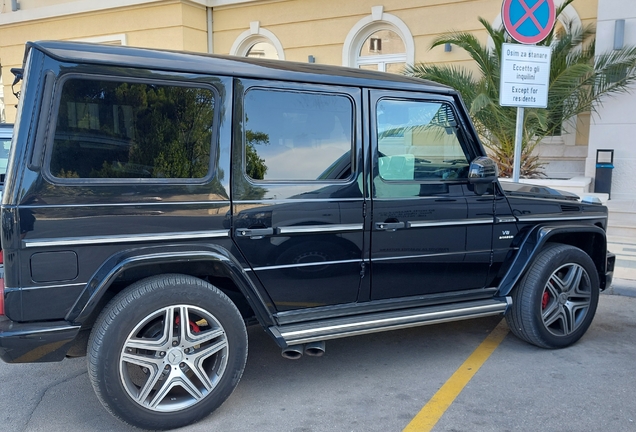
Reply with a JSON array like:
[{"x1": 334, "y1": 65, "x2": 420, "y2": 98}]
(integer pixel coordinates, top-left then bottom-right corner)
[
  {"x1": 230, "y1": 21, "x2": 285, "y2": 60},
  {"x1": 342, "y1": 6, "x2": 414, "y2": 69},
  {"x1": 357, "y1": 52, "x2": 407, "y2": 72}
]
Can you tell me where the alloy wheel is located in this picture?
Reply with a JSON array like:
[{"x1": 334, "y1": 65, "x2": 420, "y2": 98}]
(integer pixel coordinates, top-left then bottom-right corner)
[{"x1": 119, "y1": 305, "x2": 228, "y2": 412}]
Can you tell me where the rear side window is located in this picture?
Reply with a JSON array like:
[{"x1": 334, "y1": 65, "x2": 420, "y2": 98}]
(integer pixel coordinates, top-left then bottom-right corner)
[
  {"x1": 243, "y1": 88, "x2": 353, "y2": 181},
  {"x1": 50, "y1": 78, "x2": 215, "y2": 179}
]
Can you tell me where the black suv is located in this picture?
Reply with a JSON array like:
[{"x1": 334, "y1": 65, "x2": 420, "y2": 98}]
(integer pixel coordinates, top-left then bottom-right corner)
[{"x1": 0, "y1": 41, "x2": 615, "y2": 430}]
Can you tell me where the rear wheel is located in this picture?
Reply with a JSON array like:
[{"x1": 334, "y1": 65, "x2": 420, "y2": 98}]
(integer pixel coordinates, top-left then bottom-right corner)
[
  {"x1": 506, "y1": 243, "x2": 599, "y2": 349},
  {"x1": 87, "y1": 274, "x2": 247, "y2": 430}
]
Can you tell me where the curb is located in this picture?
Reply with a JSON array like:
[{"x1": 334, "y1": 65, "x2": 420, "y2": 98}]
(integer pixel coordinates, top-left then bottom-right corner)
[{"x1": 602, "y1": 278, "x2": 636, "y2": 298}]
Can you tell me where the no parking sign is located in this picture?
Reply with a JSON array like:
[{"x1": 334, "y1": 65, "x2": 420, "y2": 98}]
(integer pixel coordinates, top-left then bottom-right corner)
[
  {"x1": 502, "y1": 0, "x2": 556, "y2": 44},
  {"x1": 499, "y1": 0, "x2": 555, "y2": 108},
  {"x1": 499, "y1": 0, "x2": 555, "y2": 181}
]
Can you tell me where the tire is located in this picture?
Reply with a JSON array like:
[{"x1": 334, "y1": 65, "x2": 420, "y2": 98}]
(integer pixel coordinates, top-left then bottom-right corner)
[
  {"x1": 87, "y1": 274, "x2": 248, "y2": 430},
  {"x1": 505, "y1": 243, "x2": 599, "y2": 349}
]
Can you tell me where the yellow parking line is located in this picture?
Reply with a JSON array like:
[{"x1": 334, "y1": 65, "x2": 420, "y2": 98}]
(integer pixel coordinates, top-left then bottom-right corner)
[{"x1": 403, "y1": 319, "x2": 509, "y2": 432}]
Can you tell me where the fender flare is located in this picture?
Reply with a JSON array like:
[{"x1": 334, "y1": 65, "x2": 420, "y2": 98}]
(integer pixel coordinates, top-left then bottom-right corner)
[
  {"x1": 65, "y1": 243, "x2": 275, "y2": 327},
  {"x1": 495, "y1": 224, "x2": 608, "y2": 297}
]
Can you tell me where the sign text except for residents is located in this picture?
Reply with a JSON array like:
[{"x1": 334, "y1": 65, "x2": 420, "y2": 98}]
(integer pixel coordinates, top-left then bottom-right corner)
[{"x1": 499, "y1": 43, "x2": 551, "y2": 108}]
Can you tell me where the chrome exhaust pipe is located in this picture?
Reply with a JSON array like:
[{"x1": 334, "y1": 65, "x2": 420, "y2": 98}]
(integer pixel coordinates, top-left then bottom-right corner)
[
  {"x1": 281, "y1": 344, "x2": 304, "y2": 360},
  {"x1": 304, "y1": 341, "x2": 325, "y2": 357}
]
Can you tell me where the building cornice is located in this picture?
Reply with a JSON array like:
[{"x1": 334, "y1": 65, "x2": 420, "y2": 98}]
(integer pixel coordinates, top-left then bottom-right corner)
[{"x1": 0, "y1": 0, "x2": 263, "y2": 26}]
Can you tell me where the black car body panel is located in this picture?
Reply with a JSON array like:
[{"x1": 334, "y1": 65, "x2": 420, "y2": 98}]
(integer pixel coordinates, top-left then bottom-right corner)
[{"x1": 1, "y1": 41, "x2": 612, "y2": 367}]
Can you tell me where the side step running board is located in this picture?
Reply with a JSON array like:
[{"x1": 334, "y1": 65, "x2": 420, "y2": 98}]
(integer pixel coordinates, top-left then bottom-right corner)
[{"x1": 270, "y1": 297, "x2": 511, "y2": 346}]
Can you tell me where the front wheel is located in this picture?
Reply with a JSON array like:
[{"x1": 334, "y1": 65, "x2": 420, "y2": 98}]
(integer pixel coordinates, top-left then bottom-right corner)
[
  {"x1": 87, "y1": 274, "x2": 248, "y2": 430},
  {"x1": 506, "y1": 243, "x2": 600, "y2": 349}
]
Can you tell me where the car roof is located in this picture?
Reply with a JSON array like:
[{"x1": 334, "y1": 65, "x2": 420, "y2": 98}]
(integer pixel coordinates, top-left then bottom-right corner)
[{"x1": 29, "y1": 40, "x2": 456, "y2": 95}]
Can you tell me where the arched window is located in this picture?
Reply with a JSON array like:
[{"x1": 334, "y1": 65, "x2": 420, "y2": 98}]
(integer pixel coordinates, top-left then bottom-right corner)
[
  {"x1": 245, "y1": 41, "x2": 279, "y2": 59},
  {"x1": 343, "y1": 6, "x2": 414, "y2": 73},
  {"x1": 230, "y1": 21, "x2": 285, "y2": 60},
  {"x1": 358, "y1": 29, "x2": 406, "y2": 73}
]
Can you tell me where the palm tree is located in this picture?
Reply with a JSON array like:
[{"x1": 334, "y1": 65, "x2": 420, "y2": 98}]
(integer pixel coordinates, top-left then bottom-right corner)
[{"x1": 405, "y1": 0, "x2": 636, "y2": 178}]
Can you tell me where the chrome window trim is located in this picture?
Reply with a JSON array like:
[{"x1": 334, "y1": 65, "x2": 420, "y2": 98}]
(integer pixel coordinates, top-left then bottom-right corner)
[
  {"x1": 276, "y1": 223, "x2": 364, "y2": 235},
  {"x1": 245, "y1": 258, "x2": 362, "y2": 272},
  {"x1": 0, "y1": 324, "x2": 81, "y2": 335},
  {"x1": 23, "y1": 230, "x2": 230, "y2": 248},
  {"x1": 406, "y1": 218, "x2": 493, "y2": 228},
  {"x1": 516, "y1": 214, "x2": 607, "y2": 222},
  {"x1": 13, "y1": 282, "x2": 87, "y2": 291},
  {"x1": 496, "y1": 217, "x2": 516, "y2": 223},
  {"x1": 232, "y1": 198, "x2": 363, "y2": 204},
  {"x1": 17, "y1": 200, "x2": 229, "y2": 208},
  {"x1": 371, "y1": 249, "x2": 492, "y2": 262}
]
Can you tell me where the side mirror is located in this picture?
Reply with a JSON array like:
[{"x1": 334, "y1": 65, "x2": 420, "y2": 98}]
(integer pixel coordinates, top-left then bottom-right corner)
[
  {"x1": 468, "y1": 157, "x2": 498, "y2": 195},
  {"x1": 10, "y1": 67, "x2": 23, "y2": 100},
  {"x1": 468, "y1": 157, "x2": 498, "y2": 183}
]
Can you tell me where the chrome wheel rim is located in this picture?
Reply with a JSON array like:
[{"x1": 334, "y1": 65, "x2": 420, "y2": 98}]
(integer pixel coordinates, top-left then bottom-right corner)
[
  {"x1": 541, "y1": 263, "x2": 592, "y2": 337},
  {"x1": 119, "y1": 305, "x2": 228, "y2": 412}
]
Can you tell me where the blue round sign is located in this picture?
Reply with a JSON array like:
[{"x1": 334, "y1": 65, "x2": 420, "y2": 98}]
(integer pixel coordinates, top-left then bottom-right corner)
[{"x1": 502, "y1": 0, "x2": 556, "y2": 44}]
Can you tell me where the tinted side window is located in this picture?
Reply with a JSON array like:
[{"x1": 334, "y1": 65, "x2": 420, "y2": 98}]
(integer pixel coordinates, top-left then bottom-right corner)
[
  {"x1": 0, "y1": 133, "x2": 11, "y2": 177},
  {"x1": 50, "y1": 78, "x2": 215, "y2": 179},
  {"x1": 377, "y1": 99, "x2": 469, "y2": 182},
  {"x1": 244, "y1": 89, "x2": 353, "y2": 181}
]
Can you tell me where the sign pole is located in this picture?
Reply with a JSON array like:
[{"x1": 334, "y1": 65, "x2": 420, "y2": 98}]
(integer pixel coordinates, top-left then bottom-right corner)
[
  {"x1": 513, "y1": 107, "x2": 524, "y2": 182},
  {"x1": 500, "y1": 0, "x2": 555, "y2": 182}
]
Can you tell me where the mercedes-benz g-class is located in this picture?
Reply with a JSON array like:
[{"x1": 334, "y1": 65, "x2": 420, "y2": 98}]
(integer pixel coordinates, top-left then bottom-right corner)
[{"x1": 0, "y1": 41, "x2": 614, "y2": 430}]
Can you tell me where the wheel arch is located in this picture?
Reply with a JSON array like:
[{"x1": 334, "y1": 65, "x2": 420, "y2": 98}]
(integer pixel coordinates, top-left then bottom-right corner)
[
  {"x1": 65, "y1": 244, "x2": 275, "y2": 328},
  {"x1": 496, "y1": 224, "x2": 608, "y2": 297}
]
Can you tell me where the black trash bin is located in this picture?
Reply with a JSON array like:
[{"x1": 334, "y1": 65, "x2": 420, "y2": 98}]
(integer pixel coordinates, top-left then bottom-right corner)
[{"x1": 594, "y1": 149, "x2": 614, "y2": 199}]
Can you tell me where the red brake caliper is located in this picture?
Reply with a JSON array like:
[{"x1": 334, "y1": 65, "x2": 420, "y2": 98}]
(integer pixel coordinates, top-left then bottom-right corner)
[
  {"x1": 542, "y1": 291, "x2": 550, "y2": 310},
  {"x1": 175, "y1": 316, "x2": 201, "y2": 333}
]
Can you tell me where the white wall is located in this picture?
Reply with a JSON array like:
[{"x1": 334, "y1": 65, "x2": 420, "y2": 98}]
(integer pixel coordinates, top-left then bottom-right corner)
[{"x1": 588, "y1": 0, "x2": 636, "y2": 200}]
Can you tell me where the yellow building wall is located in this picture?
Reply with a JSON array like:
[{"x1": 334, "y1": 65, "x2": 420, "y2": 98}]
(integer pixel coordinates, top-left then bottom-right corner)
[
  {"x1": 6, "y1": 0, "x2": 75, "y2": 11},
  {"x1": 212, "y1": 0, "x2": 597, "y2": 150},
  {"x1": 1, "y1": 0, "x2": 599, "y2": 123},
  {"x1": 0, "y1": 1, "x2": 207, "y2": 122},
  {"x1": 213, "y1": 0, "x2": 598, "y2": 66}
]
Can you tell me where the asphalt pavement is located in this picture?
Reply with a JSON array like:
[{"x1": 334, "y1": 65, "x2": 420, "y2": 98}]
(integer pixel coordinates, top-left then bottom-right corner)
[
  {"x1": 2, "y1": 283, "x2": 635, "y2": 432},
  {"x1": 605, "y1": 277, "x2": 636, "y2": 298}
]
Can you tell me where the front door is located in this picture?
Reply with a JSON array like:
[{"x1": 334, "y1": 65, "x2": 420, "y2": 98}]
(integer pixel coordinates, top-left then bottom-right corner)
[{"x1": 369, "y1": 91, "x2": 493, "y2": 300}]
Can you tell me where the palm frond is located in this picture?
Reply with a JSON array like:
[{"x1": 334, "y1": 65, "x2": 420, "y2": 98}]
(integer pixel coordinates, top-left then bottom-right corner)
[
  {"x1": 404, "y1": 64, "x2": 478, "y2": 104},
  {"x1": 430, "y1": 31, "x2": 499, "y2": 83},
  {"x1": 403, "y1": 1, "x2": 636, "y2": 179}
]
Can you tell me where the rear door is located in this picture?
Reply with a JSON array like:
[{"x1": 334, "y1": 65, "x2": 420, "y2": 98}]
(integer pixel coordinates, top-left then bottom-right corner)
[
  {"x1": 231, "y1": 80, "x2": 366, "y2": 312},
  {"x1": 369, "y1": 91, "x2": 493, "y2": 300}
]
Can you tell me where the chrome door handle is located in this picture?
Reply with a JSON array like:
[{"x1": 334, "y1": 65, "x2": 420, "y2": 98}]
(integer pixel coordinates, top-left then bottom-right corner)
[
  {"x1": 235, "y1": 228, "x2": 274, "y2": 239},
  {"x1": 375, "y1": 222, "x2": 405, "y2": 231}
]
